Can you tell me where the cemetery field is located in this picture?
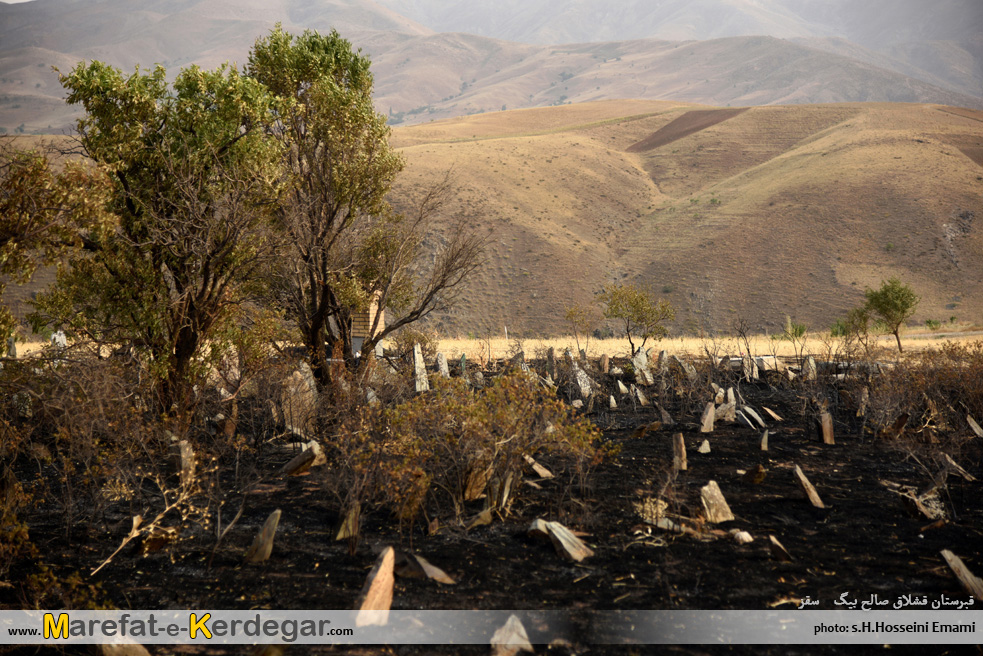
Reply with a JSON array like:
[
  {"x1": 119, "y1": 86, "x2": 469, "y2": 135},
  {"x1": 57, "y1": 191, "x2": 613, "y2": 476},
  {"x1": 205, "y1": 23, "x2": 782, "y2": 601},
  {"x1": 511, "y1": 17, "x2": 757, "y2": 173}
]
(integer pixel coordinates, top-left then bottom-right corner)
[{"x1": 3, "y1": 347, "x2": 982, "y2": 656}]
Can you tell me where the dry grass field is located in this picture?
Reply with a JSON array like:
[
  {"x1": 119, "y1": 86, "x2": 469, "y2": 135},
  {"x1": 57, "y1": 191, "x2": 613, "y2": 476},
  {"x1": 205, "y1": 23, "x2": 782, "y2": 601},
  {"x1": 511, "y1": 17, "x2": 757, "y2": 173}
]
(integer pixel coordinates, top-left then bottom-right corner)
[{"x1": 433, "y1": 331, "x2": 983, "y2": 364}]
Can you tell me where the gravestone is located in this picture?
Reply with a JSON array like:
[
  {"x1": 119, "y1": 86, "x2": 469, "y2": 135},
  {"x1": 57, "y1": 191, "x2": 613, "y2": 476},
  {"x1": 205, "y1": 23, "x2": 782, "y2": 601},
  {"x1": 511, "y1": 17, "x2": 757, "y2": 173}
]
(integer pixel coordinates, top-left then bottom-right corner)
[{"x1": 413, "y1": 344, "x2": 429, "y2": 393}]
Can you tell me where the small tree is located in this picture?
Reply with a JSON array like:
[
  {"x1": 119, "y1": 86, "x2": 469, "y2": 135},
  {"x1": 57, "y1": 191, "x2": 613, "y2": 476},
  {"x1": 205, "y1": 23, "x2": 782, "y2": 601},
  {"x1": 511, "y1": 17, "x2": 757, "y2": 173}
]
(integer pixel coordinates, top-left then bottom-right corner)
[
  {"x1": 864, "y1": 277, "x2": 919, "y2": 353},
  {"x1": 564, "y1": 302, "x2": 602, "y2": 355},
  {"x1": 596, "y1": 282, "x2": 674, "y2": 355}
]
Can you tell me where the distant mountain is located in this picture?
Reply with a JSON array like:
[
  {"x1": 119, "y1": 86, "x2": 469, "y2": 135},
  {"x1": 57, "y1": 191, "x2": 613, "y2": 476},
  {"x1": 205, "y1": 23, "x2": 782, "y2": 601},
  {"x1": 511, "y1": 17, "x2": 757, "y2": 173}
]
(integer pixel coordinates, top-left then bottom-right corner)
[
  {"x1": 368, "y1": 34, "x2": 980, "y2": 126},
  {"x1": 376, "y1": 0, "x2": 983, "y2": 99},
  {"x1": 0, "y1": 0, "x2": 980, "y2": 134}
]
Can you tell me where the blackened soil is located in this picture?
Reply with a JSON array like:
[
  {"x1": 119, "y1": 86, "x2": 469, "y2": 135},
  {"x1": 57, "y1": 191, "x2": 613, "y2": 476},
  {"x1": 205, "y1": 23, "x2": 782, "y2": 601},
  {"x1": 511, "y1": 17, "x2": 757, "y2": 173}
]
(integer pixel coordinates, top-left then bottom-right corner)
[{"x1": 4, "y1": 375, "x2": 982, "y2": 656}]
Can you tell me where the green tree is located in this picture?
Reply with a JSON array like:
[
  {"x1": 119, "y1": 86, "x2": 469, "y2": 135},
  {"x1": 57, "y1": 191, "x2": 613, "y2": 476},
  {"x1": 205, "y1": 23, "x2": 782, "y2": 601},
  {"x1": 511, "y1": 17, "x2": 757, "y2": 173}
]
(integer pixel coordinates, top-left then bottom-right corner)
[
  {"x1": 596, "y1": 282, "x2": 675, "y2": 355},
  {"x1": 31, "y1": 61, "x2": 282, "y2": 415},
  {"x1": 0, "y1": 136, "x2": 112, "y2": 351},
  {"x1": 864, "y1": 277, "x2": 919, "y2": 353},
  {"x1": 564, "y1": 301, "x2": 602, "y2": 355},
  {"x1": 248, "y1": 27, "x2": 483, "y2": 385}
]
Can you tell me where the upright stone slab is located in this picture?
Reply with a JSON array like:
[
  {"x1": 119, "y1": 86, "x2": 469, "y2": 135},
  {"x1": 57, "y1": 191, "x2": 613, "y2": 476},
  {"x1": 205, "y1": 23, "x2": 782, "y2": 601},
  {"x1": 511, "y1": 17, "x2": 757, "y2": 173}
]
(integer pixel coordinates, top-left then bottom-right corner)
[
  {"x1": 743, "y1": 406, "x2": 768, "y2": 430},
  {"x1": 802, "y1": 356, "x2": 818, "y2": 381},
  {"x1": 631, "y1": 349, "x2": 653, "y2": 386},
  {"x1": 169, "y1": 440, "x2": 196, "y2": 488},
  {"x1": 566, "y1": 349, "x2": 594, "y2": 400},
  {"x1": 491, "y1": 614, "x2": 534, "y2": 656},
  {"x1": 671, "y1": 355, "x2": 698, "y2": 382},
  {"x1": 672, "y1": 433, "x2": 687, "y2": 471},
  {"x1": 742, "y1": 355, "x2": 758, "y2": 381},
  {"x1": 609, "y1": 395, "x2": 617, "y2": 410},
  {"x1": 51, "y1": 330, "x2": 67, "y2": 349},
  {"x1": 599, "y1": 354, "x2": 610, "y2": 374},
  {"x1": 436, "y1": 352, "x2": 450, "y2": 378},
  {"x1": 355, "y1": 546, "x2": 395, "y2": 627},
  {"x1": 716, "y1": 402, "x2": 737, "y2": 423},
  {"x1": 413, "y1": 343, "x2": 429, "y2": 393},
  {"x1": 657, "y1": 350, "x2": 668, "y2": 373},
  {"x1": 794, "y1": 465, "x2": 825, "y2": 509},
  {"x1": 459, "y1": 354, "x2": 468, "y2": 380},
  {"x1": 700, "y1": 481, "x2": 735, "y2": 523},
  {"x1": 726, "y1": 387, "x2": 736, "y2": 405},
  {"x1": 632, "y1": 384, "x2": 649, "y2": 407},
  {"x1": 5, "y1": 337, "x2": 15, "y2": 359},
  {"x1": 654, "y1": 402, "x2": 675, "y2": 426},
  {"x1": 699, "y1": 402, "x2": 715, "y2": 433},
  {"x1": 817, "y1": 411, "x2": 834, "y2": 444},
  {"x1": 545, "y1": 347, "x2": 556, "y2": 380},
  {"x1": 244, "y1": 509, "x2": 281, "y2": 564},
  {"x1": 282, "y1": 363, "x2": 317, "y2": 439},
  {"x1": 616, "y1": 380, "x2": 629, "y2": 395}
]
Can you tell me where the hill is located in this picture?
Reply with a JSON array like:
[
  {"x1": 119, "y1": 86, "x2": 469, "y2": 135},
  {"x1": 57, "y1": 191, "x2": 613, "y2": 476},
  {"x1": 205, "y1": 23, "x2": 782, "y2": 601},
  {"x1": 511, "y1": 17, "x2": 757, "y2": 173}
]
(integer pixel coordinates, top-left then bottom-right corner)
[
  {"x1": 6, "y1": 101, "x2": 982, "y2": 339},
  {"x1": 387, "y1": 100, "x2": 983, "y2": 337}
]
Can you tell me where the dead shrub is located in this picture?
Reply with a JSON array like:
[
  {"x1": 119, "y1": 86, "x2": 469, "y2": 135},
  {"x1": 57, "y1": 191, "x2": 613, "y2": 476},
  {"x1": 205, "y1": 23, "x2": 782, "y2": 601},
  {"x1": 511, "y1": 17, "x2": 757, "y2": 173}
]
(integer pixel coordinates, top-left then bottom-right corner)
[
  {"x1": 388, "y1": 325, "x2": 440, "y2": 365},
  {"x1": 320, "y1": 373, "x2": 607, "y2": 540},
  {"x1": 867, "y1": 341, "x2": 983, "y2": 447}
]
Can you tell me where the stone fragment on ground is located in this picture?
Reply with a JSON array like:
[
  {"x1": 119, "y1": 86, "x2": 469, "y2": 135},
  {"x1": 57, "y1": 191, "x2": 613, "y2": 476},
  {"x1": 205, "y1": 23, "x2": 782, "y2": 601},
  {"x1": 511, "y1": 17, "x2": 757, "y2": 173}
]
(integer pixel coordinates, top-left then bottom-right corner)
[
  {"x1": 490, "y1": 614, "x2": 534, "y2": 656},
  {"x1": 394, "y1": 550, "x2": 456, "y2": 584},
  {"x1": 528, "y1": 519, "x2": 594, "y2": 562}
]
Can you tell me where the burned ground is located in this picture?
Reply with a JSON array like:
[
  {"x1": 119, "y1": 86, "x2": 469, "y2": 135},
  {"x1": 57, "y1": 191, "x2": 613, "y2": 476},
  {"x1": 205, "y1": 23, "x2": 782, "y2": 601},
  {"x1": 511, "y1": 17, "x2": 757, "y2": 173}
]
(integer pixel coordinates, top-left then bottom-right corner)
[{"x1": 2, "y1": 356, "x2": 982, "y2": 656}]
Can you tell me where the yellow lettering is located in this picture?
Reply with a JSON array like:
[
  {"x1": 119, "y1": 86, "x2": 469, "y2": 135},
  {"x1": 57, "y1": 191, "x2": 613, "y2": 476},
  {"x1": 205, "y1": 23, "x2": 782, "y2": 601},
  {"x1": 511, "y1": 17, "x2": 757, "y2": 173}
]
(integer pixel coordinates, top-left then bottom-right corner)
[
  {"x1": 44, "y1": 613, "x2": 69, "y2": 640},
  {"x1": 189, "y1": 613, "x2": 212, "y2": 639}
]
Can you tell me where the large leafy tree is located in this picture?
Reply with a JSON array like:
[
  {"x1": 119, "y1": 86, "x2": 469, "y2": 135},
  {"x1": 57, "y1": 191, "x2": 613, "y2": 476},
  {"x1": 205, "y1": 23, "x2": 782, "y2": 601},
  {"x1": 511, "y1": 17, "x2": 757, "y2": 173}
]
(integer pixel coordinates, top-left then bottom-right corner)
[
  {"x1": 31, "y1": 61, "x2": 282, "y2": 414},
  {"x1": 248, "y1": 27, "x2": 483, "y2": 385},
  {"x1": 0, "y1": 137, "x2": 112, "y2": 350}
]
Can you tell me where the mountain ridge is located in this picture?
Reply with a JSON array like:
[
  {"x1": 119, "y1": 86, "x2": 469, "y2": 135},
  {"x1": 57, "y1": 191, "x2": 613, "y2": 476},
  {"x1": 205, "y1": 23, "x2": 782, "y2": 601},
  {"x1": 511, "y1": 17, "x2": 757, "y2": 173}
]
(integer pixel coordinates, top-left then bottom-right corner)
[{"x1": 1, "y1": 0, "x2": 981, "y2": 133}]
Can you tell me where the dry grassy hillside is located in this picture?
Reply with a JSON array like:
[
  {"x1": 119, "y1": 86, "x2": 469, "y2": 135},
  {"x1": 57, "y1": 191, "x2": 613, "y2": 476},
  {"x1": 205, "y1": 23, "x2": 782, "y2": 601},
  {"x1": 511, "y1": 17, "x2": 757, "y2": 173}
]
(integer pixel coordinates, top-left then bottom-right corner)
[
  {"x1": 390, "y1": 100, "x2": 983, "y2": 337},
  {"x1": 5, "y1": 102, "x2": 981, "y2": 342}
]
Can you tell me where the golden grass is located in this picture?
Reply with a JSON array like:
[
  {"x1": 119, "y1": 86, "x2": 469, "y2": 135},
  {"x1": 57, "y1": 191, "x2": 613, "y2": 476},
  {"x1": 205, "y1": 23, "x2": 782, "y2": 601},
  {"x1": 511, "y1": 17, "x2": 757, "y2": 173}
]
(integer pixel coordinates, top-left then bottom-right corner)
[
  {"x1": 11, "y1": 328, "x2": 979, "y2": 367},
  {"x1": 435, "y1": 330, "x2": 983, "y2": 363}
]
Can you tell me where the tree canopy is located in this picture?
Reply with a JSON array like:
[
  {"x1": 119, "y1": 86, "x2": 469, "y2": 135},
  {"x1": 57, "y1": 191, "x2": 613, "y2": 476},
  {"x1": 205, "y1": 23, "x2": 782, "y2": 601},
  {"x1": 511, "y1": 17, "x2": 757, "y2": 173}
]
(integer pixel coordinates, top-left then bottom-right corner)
[
  {"x1": 596, "y1": 282, "x2": 675, "y2": 355},
  {"x1": 247, "y1": 26, "x2": 483, "y2": 384},
  {"x1": 864, "y1": 277, "x2": 919, "y2": 353},
  {"x1": 31, "y1": 61, "x2": 282, "y2": 413}
]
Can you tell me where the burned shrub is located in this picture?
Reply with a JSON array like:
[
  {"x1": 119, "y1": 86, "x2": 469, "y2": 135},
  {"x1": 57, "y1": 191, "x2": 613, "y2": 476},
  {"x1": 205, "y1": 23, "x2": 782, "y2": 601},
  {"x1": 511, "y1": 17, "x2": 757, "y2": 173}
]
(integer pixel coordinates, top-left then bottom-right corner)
[
  {"x1": 320, "y1": 373, "x2": 606, "y2": 540},
  {"x1": 865, "y1": 341, "x2": 983, "y2": 445}
]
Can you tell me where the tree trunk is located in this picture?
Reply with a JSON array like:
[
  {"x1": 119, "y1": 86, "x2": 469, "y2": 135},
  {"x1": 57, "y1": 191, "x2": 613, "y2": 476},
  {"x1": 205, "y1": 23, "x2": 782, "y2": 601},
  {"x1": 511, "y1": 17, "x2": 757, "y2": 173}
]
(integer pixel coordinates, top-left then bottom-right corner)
[{"x1": 894, "y1": 329, "x2": 903, "y2": 353}]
